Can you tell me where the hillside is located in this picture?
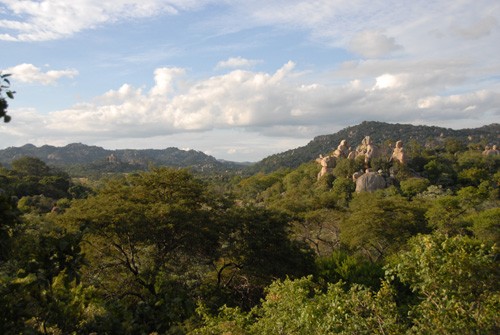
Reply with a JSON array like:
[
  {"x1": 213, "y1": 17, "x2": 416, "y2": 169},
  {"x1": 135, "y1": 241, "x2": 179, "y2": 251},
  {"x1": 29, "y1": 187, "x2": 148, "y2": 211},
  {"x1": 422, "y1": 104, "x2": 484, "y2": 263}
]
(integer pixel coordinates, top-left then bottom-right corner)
[
  {"x1": 1, "y1": 121, "x2": 498, "y2": 176},
  {"x1": 247, "y1": 121, "x2": 500, "y2": 173},
  {"x1": 0, "y1": 143, "x2": 246, "y2": 175}
]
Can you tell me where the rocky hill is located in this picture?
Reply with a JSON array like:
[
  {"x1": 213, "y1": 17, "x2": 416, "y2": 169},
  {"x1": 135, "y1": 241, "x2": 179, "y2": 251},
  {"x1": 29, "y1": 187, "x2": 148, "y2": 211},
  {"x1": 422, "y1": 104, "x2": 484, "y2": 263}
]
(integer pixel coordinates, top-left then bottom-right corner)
[
  {"x1": 1, "y1": 121, "x2": 498, "y2": 176},
  {"x1": 0, "y1": 143, "x2": 247, "y2": 176},
  {"x1": 246, "y1": 121, "x2": 500, "y2": 173}
]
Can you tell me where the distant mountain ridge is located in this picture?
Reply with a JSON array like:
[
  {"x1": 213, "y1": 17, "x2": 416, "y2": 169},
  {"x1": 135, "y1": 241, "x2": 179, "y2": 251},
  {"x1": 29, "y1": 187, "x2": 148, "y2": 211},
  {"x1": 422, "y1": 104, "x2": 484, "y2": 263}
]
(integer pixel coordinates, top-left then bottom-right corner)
[
  {"x1": 0, "y1": 143, "x2": 246, "y2": 175},
  {"x1": 247, "y1": 121, "x2": 500, "y2": 173},
  {"x1": 1, "y1": 121, "x2": 498, "y2": 175}
]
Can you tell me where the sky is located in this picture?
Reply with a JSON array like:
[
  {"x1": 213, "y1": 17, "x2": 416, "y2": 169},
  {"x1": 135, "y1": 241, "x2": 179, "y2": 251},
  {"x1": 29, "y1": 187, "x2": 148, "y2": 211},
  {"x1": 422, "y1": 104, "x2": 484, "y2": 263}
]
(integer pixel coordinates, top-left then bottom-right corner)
[{"x1": 0, "y1": 0, "x2": 499, "y2": 162}]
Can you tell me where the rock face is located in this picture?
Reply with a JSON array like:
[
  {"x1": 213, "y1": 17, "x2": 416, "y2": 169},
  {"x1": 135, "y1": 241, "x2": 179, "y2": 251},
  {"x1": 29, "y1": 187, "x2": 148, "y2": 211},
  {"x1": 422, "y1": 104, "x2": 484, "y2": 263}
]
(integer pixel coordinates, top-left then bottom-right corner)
[
  {"x1": 354, "y1": 170, "x2": 387, "y2": 193},
  {"x1": 391, "y1": 140, "x2": 405, "y2": 164},
  {"x1": 316, "y1": 155, "x2": 335, "y2": 180},
  {"x1": 363, "y1": 136, "x2": 382, "y2": 164},
  {"x1": 482, "y1": 145, "x2": 499, "y2": 156},
  {"x1": 332, "y1": 140, "x2": 349, "y2": 158}
]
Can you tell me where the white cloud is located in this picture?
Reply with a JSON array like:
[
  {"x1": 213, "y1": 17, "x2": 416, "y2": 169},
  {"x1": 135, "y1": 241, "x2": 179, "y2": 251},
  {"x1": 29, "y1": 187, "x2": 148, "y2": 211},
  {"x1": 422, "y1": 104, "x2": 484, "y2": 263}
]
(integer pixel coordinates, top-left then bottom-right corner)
[
  {"x1": 374, "y1": 74, "x2": 400, "y2": 90},
  {"x1": 348, "y1": 31, "x2": 402, "y2": 58},
  {"x1": 204, "y1": 1, "x2": 499, "y2": 66},
  {"x1": 1, "y1": 0, "x2": 499, "y2": 161},
  {"x1": 150, "y1": 67, "x2": 185, "y2": 96},
  {"x1": 4, "y1": 61, "x2": 499, "y2": 142},
  {"x1": 215, "y1": 57, "x2": 262, "y2": 69},
  {"x1": 2, "y1": 58, "x2": 499, "y2": 161},
  {"x1": 4, "y1": 63, "x2": 78, "y2": 85},
  {"x1": 452, "y1": 15, "x2": 498, "y2": 40},
  {"x1": 0, "y1": 0, "x2": 209, "y2": 41}
]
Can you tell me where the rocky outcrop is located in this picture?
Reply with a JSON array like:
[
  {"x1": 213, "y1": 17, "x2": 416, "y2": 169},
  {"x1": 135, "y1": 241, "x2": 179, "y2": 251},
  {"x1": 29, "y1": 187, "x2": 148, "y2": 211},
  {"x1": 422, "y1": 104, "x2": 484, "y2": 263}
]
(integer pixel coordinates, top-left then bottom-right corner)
[
  {"x1": 353, "y1": 169, "x2": 387, "y2": 193},
  {"x1": 390, "y1": 140, "x2": 405, "y2": 164},
  {"x1": 482, "y1": 145, "x2": 499, "y2": 156},
  {"x1": 316, "y1": 154, "x2": 335, "y2": 180}
]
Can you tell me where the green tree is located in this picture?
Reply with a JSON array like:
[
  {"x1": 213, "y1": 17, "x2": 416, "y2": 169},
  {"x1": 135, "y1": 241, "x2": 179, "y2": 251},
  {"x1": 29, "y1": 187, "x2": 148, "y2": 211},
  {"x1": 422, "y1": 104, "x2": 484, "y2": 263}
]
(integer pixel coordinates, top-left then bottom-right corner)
[
  {"x1": 192, "y1": 276, "x2": 404, "y2": 335},
  {"x1": 340, "y1": 192, "x2": 428, "y2": 261},
  {"x1": 5, "y1": 157, "x2": 72, "y2": 200},
  {"x1": 387, "y1": 233, "x2": 500, "y2": 334},
  {"x1": 399, "y1": 177, "x2": 430, "y2": 198},
  {"x1": 469, "y1": 207, "x2": 500, "y2": 246},
  {"x1": 423, "y1": 158, "x2": 457, "y2": 186},
  {"x1": 458, "y1": 167, "x2": 490, "y2": 186},
  {"x1": 292, "y1": 208, "x2": 343, "y2": 256},
  {"x1": 17, "y1": 194, "x2": 56, "y2": 214},
  {"x1": 315, "y1": 250, "x2": 384, "y2": 290},
  {"x1": 329, "y1": 177, "x2": 355, "y2": 208},
  {"x1": 0, "y1": 190, "x2": 20, "y2": 261},
  {"x1": 425, "y1": 185, "x2": 489, "y2": 235},
  {"x1": 213, "y1": 205, "x2": 314, "y2": 310},
  {"x1": 60, "y1": 168, "x2": 220, "y2": 333},
  {"x1": 0, "y1": 216, "x2": 86, "y2": 334},
  {"x1": 444, "y1": 138, "x2": 466, "y2": 154},
  {"x1": 11, "y1": 156, "x2": 51, "y2": 177},
  {"x1": 332, "y1": 157, "x2": 364, "y2": 179},
  {"x1": 235, "y1": 169, "x2": 288, "y2": 201},
  {"x1": 0, "y1": 72, "x2": 15, "y2": 123}
]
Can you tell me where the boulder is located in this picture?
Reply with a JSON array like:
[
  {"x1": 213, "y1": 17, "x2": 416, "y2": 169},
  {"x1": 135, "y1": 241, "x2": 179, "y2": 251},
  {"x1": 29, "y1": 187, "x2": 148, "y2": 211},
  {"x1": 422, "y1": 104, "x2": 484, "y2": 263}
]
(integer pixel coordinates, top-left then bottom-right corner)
[{"x1": 354, "y1": 170, "x2": 387, "y2": 193}]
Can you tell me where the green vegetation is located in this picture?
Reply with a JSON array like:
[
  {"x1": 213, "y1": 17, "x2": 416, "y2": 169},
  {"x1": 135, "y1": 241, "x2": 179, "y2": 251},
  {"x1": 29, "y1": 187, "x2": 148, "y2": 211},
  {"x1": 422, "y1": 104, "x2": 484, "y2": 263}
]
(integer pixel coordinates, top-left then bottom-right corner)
[
  {"x1": 0, "y1": 136, "x2": 499, "y2": 334},
  {"x1": 0, "y1": 72, "x2": 15, "y2": 123}
]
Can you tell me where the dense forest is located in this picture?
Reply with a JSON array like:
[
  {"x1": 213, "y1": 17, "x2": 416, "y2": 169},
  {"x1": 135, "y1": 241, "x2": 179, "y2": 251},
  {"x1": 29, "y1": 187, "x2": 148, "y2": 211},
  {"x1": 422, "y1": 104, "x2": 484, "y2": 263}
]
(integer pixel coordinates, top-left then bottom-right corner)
[{"x1": 0, "y1": 131, "x2": 499, "y2": 334}]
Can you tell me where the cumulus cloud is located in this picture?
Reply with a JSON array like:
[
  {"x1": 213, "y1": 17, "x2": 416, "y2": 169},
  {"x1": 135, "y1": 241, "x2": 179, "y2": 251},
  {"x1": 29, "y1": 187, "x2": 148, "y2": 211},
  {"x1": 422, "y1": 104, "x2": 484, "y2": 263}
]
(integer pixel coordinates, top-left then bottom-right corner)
[
  {"x1": 4, "y1": 60, "x2": 498, "y2": 143},
  {"x1": 4, "y1": 63, "x2": 78, "y2": 84},
  {"x1": 373, "y1": 74, "x2": 401, "y2": 90},
  {"x1": 215, "y1": 57, "x2": 262, "y2": 69},
  {"x1": 2, "y1": 56, "x2": 499, "y2": 161},
  {"x1": 1, "y1": 0, "x2": 499, "y2": 161},
  {"x1": 0, "y1": 0, "x2": 208, "y2": 41},
  {"x1": 150, "y1": 67, "x2": 185, "y2": 96}
]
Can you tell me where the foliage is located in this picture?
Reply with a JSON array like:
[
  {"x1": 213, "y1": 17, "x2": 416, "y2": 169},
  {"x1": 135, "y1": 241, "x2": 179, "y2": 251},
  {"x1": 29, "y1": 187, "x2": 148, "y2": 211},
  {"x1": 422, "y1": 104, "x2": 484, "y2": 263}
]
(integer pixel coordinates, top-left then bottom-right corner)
[
  {"x1": 211, "y1": 205, "x2": 315, "y2": 310},
  {"x1": 248, "y1": 121, "x2": 499, "y2": 173},
  {"x1": 0, "y1": 72, "x2": 15, "y2": 123},
  {"x1": 315, "y1": 250, "x2": 384, "y2": 290},
  {"x1": 193, "y1": 233, "x2": 499, "y2": 334},
  {"x1": 332, "y1": 157, "x2": 363, "y2": 179},
  {"x1": 423, "y1": 157, "x2": 457, "y2": 186},
  {"x1": 1, "y1": 130, "x2": 499, "y2": 334},
  {"x1": 0, "y1": 216, "x2": 87, "y2": 334},
  {"x1": 387, "y1": 233, "x2": 500, "y2": 334},
  {"x1": 291, "y1": 209, "x2": 343, "y2": 256},
  {"x1": 0, "y1": 156, "x2": 72, "y2": 199},
  {"x1": 59, "y1": 168, "x2": 220, "y2": 333},
  {"x1": 469, "y1": 207, "x2": 500, "y2": 245},
  {"x1": 340, "y1": 192, "x2": 428, "y2": 261},
  {"x1": 399, "y1": 177, "x2": 430, "y2": 198},
  {"x1": 193, "y1": 276, "x2": 404, "y2": 335},
  {"x1": 17, "y1": 194, "x2": 56, "y2": 214},
  {"x1": 0, "y1": 191, "x2": 20, "y2": 261},
  {"x1": 424, "y1": 185, "x2": 490, "y2": 235}
]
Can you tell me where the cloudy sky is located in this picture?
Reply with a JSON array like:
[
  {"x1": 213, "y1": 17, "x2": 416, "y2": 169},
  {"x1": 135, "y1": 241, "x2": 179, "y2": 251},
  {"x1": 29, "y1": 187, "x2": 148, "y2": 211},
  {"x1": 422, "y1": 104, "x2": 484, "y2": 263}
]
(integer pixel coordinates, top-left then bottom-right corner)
[{"x1": 1, "y1": 0, "x2": 499, "y2": 162}]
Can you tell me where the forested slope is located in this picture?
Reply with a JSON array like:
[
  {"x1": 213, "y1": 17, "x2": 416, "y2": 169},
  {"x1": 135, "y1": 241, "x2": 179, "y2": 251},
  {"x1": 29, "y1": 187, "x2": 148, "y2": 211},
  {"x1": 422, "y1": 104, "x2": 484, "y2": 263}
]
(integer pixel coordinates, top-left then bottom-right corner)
[
  {"x1": 247, "y1": 121, "x2": 500, "y2": 173},
  {"x1": 0, "y1": 128, "x2": 499, "y2": 334},
  {"x1": 0, "y1": 143, "x2": 246, "y2": 176}
]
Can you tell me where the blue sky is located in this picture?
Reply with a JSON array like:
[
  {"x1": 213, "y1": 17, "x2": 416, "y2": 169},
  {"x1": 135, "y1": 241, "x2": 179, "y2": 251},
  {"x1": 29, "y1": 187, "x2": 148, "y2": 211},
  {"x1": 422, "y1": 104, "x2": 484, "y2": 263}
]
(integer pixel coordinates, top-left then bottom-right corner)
[{"x1": 1, "y1": 0, "x2": 499, "y2": 162}]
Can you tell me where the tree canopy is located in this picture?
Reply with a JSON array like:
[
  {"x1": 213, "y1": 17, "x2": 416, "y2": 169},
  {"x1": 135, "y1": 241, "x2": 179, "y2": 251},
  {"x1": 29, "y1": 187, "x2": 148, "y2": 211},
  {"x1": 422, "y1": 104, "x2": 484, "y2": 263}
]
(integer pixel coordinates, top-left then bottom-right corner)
[{"x1": 0, "y1": 136, "x2": 498, "y2": 334}]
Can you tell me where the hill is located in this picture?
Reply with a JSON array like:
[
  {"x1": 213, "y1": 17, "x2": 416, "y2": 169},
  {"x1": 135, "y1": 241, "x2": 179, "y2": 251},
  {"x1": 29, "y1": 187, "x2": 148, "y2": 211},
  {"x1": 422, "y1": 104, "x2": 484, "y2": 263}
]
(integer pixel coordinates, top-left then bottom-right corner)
[
  {"x1": 247, "y1": 121, "x2": 499, "y2": 173},
  {"x1": 1, "y1": 121, "x2": 498, "y2": 176},
  {"x1": 0, "y1": 143, "x2": 246, "y2": 176}
]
